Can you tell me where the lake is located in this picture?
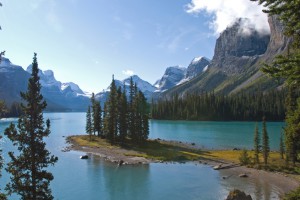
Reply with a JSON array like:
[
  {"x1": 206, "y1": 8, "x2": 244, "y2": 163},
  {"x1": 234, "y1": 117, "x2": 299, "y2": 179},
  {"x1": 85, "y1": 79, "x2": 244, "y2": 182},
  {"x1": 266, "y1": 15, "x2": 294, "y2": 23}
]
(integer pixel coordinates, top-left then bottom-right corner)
[{"x1": 0, "y1": 113, "x2": 285, "y2": 199}]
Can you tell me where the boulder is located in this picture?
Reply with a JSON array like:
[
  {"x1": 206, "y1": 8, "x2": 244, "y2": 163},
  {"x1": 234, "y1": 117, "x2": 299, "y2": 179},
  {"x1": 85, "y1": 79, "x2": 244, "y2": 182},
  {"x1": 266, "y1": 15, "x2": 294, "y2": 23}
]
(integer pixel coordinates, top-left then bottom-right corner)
[
  {"x1": 226, "y1": 189, "x2": 252, "y2": 200},
  {"x1": 80, "y1": 155, "x2": 88, "y2": 159}
]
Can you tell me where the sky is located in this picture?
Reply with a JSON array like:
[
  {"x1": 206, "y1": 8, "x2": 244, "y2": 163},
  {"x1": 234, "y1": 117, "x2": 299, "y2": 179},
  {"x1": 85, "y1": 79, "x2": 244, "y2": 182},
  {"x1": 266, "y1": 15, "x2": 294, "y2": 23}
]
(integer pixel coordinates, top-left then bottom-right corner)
[{"x1": 0, "y1": 0, "x2": 268, "y2": 93}]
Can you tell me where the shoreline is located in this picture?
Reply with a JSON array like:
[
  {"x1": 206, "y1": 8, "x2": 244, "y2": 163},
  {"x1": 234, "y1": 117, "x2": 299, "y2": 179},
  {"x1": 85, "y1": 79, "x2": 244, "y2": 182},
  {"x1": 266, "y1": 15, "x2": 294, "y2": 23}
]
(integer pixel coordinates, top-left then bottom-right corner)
[{"x1": 65, "y1": 135, "x2": 300, "y2": 196}]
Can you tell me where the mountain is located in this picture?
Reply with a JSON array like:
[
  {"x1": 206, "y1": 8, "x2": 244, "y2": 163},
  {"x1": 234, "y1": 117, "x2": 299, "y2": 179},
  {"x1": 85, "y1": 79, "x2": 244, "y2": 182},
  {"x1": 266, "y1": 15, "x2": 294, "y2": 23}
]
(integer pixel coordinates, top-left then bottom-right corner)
[
  {"x1": 161, "y1": 17, "x2": 285, "y2": 98},
  {"x1": 0, "y1": 58, "x2": 90, "y2": 111},
  {"x1": 0, "y1": 57, "x2": 30, "y2": 104},
  {"x1": 154, "y1": 66, "x2": 186, "y2": 92},
  {"x1": 95, "y1": 75, "x2": 156, "y2": 105},
  {"x1": 181, "y1": 56, "x2": 211, "y2": 83}
]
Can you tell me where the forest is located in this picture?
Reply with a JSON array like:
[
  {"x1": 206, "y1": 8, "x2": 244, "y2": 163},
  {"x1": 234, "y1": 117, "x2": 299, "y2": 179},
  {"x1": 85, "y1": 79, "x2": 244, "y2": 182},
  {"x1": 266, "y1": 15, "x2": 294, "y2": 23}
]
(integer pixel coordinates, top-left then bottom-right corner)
[{"x1": 151, "y1": 90, "x2": 289, "y2": 121}]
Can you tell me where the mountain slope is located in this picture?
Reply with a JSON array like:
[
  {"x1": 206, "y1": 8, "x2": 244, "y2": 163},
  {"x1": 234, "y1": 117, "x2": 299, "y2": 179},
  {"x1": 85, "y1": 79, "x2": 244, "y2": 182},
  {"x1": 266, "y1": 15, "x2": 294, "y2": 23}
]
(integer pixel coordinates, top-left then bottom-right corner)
[
  {"x1": 162, "y1": 17, "x2": 286, "y2": 98},
  {"x1": 0, "y1": 58, "x2": 90, "y2": 111}
]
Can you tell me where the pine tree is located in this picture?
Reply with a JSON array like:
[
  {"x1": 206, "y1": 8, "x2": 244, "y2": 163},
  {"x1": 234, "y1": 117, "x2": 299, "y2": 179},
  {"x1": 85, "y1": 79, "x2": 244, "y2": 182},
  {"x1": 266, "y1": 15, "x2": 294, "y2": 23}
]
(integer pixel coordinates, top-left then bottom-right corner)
[
  {"x1": 105, "y1": 76, "x2": 118, "y2": 144},
  {"x1": 128, "y1": 77, "x2": 136, "y2": 142},
  {"x1": 86, "y1": 106, "x2": 93, "y2": 140},
  {"x1": 4, "y1": 53, "x2": 58, "y2": 200},
  {"x1": 90, "y1": 93, "x2": 96, "y2": 135},
  {"x1": 93, "y1": 101, "x2": 102, "y2": 137},
  {"x1": 118, "y1": 85, "x2": 128, "y2": 144},
  {"x1": 254, "y1": 123, "x2": 260, "y2": 164},
  {"x1": 0, "y1": 136, "x2": 7, "y2": 200},
  {"x1": 262, "y1": 117, "x2": 270, "y2": 165},
  {"x1": 280, "y1": 128, "x2": 285, "y2": 159}
]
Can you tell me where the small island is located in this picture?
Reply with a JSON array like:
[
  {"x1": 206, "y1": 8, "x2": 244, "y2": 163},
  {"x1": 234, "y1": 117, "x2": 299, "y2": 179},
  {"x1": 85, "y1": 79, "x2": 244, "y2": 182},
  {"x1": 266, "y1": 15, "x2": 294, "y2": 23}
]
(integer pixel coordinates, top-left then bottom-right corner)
[{"x1": 66, "y1": 134, "x2": 300, "y2": 197}]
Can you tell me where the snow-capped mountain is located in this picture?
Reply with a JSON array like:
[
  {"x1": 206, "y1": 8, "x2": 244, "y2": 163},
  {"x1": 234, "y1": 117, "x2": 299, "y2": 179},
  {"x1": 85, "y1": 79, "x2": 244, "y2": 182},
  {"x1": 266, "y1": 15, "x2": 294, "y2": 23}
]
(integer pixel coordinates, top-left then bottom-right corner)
[
  {"x1": 0, "y1": 57, "x2": 90, "y2": 111},
  {"x1": 185, "y1": 57, "x2": 211, "y2": 79},
  {"x1": 61, "y1": 82, "x2": 85, "y2": 95},
  {"x1": 95, "y1": 75, "x2": 156, "y2": 105},
  {"x1": 154, "y1": 66, "x2": 186, "y2": 92},
  {"x1": 0, "y1": 57, "x2": 30, "y2": 104}
]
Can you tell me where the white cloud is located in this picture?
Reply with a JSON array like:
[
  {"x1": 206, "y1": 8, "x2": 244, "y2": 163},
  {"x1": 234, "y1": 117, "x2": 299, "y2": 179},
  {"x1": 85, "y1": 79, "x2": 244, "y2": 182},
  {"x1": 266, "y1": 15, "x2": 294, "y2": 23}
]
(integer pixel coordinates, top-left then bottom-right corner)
[
  {"x1": 186, "y1": 0, "x2": 270, "y2": 35},
  {"x1": 122, "y1": 69, "x2": 134, "y2": 76}
]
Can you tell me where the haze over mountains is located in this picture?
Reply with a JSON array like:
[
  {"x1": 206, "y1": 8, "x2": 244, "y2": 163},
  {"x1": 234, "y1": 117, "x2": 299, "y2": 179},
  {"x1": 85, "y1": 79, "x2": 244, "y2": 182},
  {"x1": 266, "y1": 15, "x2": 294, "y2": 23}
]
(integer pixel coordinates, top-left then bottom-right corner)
[{"x1": 0, "y1": 16, "x2": 288, "y2": 111}]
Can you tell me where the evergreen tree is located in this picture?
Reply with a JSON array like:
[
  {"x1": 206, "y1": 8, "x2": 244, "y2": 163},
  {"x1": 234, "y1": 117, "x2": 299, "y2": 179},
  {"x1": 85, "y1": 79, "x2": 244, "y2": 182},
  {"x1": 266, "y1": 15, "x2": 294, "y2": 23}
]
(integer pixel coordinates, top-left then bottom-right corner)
[
  {"x1": 261, "y1": 117, "x2": 270, "y2": 165},
  {"x1": 128, "y1": 77, "x2": 136, "y2": 142},
  {"x1": 93, "y1": 102, "x2": 102, "y2": 137},
  {"x1": 280, "y1": 128, "x2": 285, "y2": 159},
  {"x1": 254, "y1": 123, "x2": 260, "y2": 164},
  {"x1": 90, "y1": 93, "x2": 96, "y2": 135},
  {"x1": 0, "y1": 136, "x2": 7, "y2": 200},
  {"x1": 86, "y1": 106, "x2": 93, "y2": 140},
  {"x1": 251, "y1": 0, "x2": 300, "y2": 85},
  {"x1": 285, "y1": 86, "x2": 299, "y2": 165},
  {"x1": 118, "y1": 85, "x2": 128, "y2": 144},
  {"x1": 105, "y1": 76, "x2": 118, "y2": 144},
  {"x1": 4, "y1": 53, "x2": 58, "y2": 200}
]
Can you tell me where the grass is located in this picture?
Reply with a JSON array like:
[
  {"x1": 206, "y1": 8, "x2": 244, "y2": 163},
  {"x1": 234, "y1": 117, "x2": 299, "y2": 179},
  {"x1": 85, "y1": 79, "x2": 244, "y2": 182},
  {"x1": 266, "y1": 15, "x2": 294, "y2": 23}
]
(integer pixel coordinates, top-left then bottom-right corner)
[{"x1": 69, "y1": 135, "x2": 300, "y2": 175}]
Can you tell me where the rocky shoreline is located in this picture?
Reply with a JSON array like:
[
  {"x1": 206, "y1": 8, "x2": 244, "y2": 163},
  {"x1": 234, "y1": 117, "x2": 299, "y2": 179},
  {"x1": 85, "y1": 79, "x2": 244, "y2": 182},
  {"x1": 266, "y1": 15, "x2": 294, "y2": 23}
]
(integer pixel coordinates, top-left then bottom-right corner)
[{"x1": 65, "y1": 135, "x2": 300, "y2": 197}]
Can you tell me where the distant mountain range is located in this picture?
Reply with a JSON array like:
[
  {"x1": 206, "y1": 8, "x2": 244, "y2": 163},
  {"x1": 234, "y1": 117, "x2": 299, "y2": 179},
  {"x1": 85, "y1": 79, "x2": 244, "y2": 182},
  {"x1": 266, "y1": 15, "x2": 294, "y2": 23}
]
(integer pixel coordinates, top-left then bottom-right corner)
[
  {"x1": 0, "y1": 16, "x2": 288, "y2": 111},
  {"x1": 161, "y1": 16, "x2": 287, "y2": 99}
]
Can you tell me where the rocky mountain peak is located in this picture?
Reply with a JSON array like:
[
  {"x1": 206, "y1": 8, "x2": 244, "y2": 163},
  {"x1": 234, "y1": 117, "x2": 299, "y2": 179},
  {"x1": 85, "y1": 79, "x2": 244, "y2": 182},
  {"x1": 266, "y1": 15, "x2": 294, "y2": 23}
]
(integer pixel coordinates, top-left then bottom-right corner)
[
  {"x1": 213, "y1": 18, "x2": 270, "y2": 61},
  {"x1": 154, "y1": 66, "x2": 186, "y2": 92},
  {"x1": 185, "y1": 57, "x2": 211, "y2": 80}
]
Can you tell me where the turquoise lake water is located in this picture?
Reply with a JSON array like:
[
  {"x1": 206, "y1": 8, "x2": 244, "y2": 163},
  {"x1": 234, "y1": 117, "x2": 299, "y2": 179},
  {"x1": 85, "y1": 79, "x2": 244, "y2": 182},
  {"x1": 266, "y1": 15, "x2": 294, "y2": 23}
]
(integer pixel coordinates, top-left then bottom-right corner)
[{"x1": 0, "y1": 113, "x2": 285, "y2": 200}]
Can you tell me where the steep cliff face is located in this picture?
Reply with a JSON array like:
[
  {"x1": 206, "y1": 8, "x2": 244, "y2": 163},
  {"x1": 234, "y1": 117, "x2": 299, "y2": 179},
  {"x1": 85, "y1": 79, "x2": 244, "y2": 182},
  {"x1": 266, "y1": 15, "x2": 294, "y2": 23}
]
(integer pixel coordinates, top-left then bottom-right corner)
[
  {"x1": 161, "y1": 16, "x2": 288, "y2": 98},
  {"x1": 211, "y1": 18, "x2": 270, "y2": 74},
  {"x1": 263, "y1": 15, "x2": 291, "y2": 61}
]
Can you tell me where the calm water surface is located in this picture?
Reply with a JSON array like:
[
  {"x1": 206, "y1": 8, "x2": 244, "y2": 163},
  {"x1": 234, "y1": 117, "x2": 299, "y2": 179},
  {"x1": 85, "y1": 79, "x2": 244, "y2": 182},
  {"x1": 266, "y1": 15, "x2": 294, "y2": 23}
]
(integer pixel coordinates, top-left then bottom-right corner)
[{"x1": 0, "y1": 113, "x2": 285, "y2": 199}]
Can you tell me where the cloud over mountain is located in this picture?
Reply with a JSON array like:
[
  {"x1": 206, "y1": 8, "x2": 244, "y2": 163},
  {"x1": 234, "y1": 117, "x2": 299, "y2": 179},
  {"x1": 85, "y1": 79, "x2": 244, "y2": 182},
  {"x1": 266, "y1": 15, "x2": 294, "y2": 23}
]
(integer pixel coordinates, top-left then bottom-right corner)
[{"x1": 186, "y1": 0, "x2": 270, "y2": 35}]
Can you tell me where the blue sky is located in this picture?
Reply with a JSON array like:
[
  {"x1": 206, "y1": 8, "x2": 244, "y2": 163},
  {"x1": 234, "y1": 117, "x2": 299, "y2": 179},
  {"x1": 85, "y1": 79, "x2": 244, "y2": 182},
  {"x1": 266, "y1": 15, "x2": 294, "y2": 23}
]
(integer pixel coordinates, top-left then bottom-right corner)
[{"x1": 0, "y1": 0, "x2": 267, "y2": 93}]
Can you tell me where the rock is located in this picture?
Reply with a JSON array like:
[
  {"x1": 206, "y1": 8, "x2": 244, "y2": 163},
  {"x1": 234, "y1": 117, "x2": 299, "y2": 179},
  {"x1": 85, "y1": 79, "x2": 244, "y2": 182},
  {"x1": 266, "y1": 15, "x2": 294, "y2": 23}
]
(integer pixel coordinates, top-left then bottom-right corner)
[
  {"x1": 225, "y1": 189, "x2": 252, "y2": 200},
  {"x1": 118, "y1": 160, "x2": 124, "y2": 166},
  {"x1": 80, "y1": 155, "x2": 88, "y2": 159},
  {"x1": 239, "y1": 173, "x2": 248, "y2": 178},
  {"x1": 213, "y1": 164, "x2": 223, "y2": 170}
]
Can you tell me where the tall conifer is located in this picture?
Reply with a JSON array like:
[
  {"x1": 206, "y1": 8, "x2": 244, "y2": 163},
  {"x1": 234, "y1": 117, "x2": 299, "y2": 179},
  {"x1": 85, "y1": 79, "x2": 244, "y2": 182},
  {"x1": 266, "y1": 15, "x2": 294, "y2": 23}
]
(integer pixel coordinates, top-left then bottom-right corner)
[
  {"x1": 262, "y1": 117, "x2": 270, "y2": 165},
  {"x1": 254, "y1": 123, "x2": 260, "y2": 164},
  {"x1": 86, "y1": 106, "x2": 93, "y2": 140},
  {"x1": 4, "y1": 53, "x2": 58, "y2": 200}
]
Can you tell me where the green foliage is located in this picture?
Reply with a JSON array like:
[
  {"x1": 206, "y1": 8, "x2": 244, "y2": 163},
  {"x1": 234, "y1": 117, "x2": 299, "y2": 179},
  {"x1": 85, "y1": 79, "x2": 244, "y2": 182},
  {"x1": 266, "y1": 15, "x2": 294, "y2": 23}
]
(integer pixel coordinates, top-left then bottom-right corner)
[
  {"x1": 239, "y1": 149, "x2": 251, "y2": 165},
  {"x1": 252, "y1": 0, "x2": 300, "y2": 85},
  {"x1": 151, "y1": 90, "x2": 286, "y2": 121},
  {"x1": 280, "y1": 128, "x2": 285, "y2": 159},
  {"x1": 283, "y1": 187, "x2": 300, "y2": 200},
  {"x1": 262, "y1": 117, "x2": 270, "y2": 165},
  {"x1": 254, "y1": 123, "x2": 260, "y2": 164},
  {"x1": 285, "y1": 86, "x2": 300, "y2": 165},
  {"x1": 0, "y1": 136, "x2": 7, "y2": 200},
  {"x1": 103, "y1": 76, "x2": 149, "y2": 146},
  {"x1": 4, "y1": 53, "x2": 58, "y2": 200},
  {"x1": 86, "y1": 106, "x2": 93, "y2": 140},
  {"x1": 104, "y1": 77, "x2": 118, "y2": 144},
  {"x1": 118, "y1": 85, "x2": 128, "y2": 144}
]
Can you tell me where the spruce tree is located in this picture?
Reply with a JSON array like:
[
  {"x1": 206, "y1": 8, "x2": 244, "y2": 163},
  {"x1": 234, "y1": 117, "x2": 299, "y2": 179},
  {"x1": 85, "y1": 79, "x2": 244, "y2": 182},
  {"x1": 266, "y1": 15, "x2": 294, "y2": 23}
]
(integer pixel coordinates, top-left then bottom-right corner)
[
  {"x1": 105, "y1": 76, "x2": 118, "y2": 144},
  {"x1": 285, "y1": 86, "x2": 299, "y2": 165},
  {"x1": 128, "y1": 77, "x2": 136, "y2": 143},
  {"x1": 254, "y1": 123, "x2": 260, "y2": 164},
  {"x1": 86, "y1": 106, "x2": 93, "y2": 140},
  {"x1": 118, "y1": 85, "x2": 128, "y2": 144},
  {"x1": 4, "y1": 53, "x2": 58, "y2": 200},
  {"x1": 93, "y1": 102, "x2": 102, "y2": 137},
  {"x1": 90, "y1": 93, "x2": 96, "y2": 135},
  {"x1": 0, "y1": 136, "x2": 7, "y2": 200},
  {"x1": 262, "y1": 117, "x2": 270, "y2": 165},
  {"x1": 280, "y1": 128, "x2": 285, "y2": 159}
]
